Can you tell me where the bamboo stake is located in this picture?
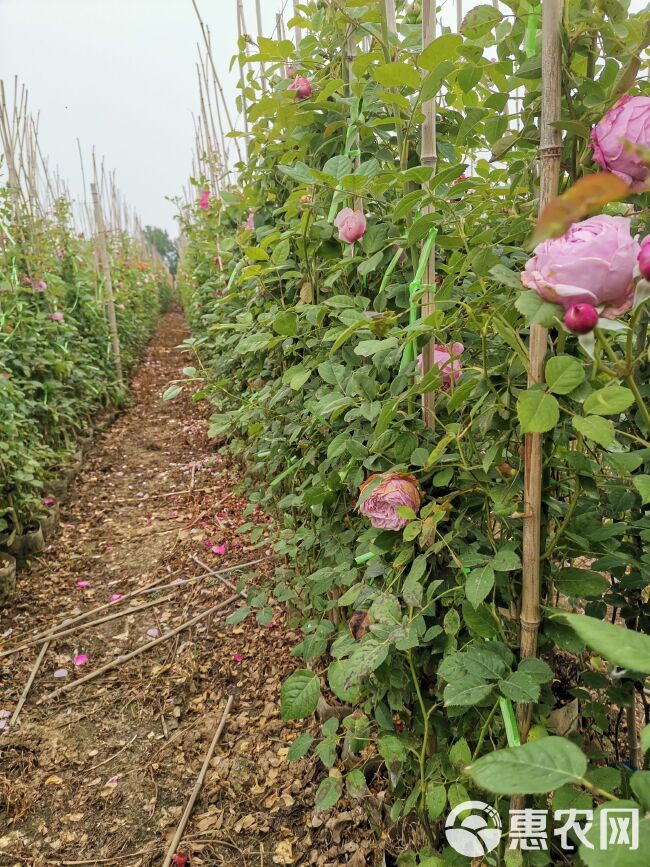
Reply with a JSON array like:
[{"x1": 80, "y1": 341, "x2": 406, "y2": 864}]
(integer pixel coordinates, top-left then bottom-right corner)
[
  {"x1": 420, "y1": 1, "x2": 438, "y2": 432},
  {"x1": 38, "y1": 592, "x2": 243, "y2": 703},
  {"x1": 91, "y1": 181, "x2": 123, "y2": 385},
  {"x1": 190, "y1": 555, "x2": 247, "y2": 598},
  {"x1": 518, "y1": 0, "x2": 562, "y2": 742},
  {"x1": 255, "y1": 0, "x2": 267, "y2": 92},
  {"x1": 5, "y1": 640, "x2": 50, "y2": 730},
  {"x1": 161, "y1": 695, "x2": 234, "y2": 867},
  {"x1": 293, "y1": 0, "x2": 302, "y2": 49},
  {"x1": 236, "y1": 0, "x2": 250, "y2": 157}
]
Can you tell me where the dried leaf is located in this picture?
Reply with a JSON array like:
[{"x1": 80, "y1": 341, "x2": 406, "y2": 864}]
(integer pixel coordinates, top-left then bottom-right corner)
[{"x1": 529, "y1": 172, "x2": 630, "y2": 248}]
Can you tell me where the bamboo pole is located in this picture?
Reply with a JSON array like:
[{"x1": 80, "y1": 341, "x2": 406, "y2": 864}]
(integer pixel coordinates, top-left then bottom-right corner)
[
  {"x1": 419, "y1": 1, "x2": 438, "y2": 432},
  {"x1": 456, "y1": 0, "x2": 463, "y2": 32},
  {"x1": 293, "y1": 0, "x2": 302, "y2": 49},
  {"x1": 236, "y1": 0, "x2": 250, "y2": 157},
  {"x1": 518, "y1": 0, "x2": 562, "y2": 742},
  {"x1": 91, "y1": 182, "x2": 123, "y2": 386},
  {"x1": 255, "y1": 0, "x2": 267, "y2": 92}
]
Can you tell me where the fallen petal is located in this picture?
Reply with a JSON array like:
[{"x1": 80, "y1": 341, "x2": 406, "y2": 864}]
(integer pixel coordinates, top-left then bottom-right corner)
[
  {"x1": 110, "y1": 594, "x2": 123, "y2": 602},
  {"x1": 76, "y1": 581, "x2": 90, "y2": 589},
  {"x1": 211, "y1": 544, "x2": 227, "y2": 555},
  {"x1": 146, "y1": 627, "x2": 159, "y2": 638},
  {"x1": 74, "y1": 654, "x2": 89, "y2": 667},
  {"x1": 53, "y1": 668, "x2": 68, "y2": 678},
  {"x1": 234, "y1": 654, "x2": 243, "y2": 663}
]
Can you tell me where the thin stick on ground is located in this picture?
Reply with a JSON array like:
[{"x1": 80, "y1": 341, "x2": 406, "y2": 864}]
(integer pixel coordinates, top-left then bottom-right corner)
[
  {"x1": 0, "y1": 592, "x2": 177, "y2": 658},
  {"x1": 190, "y1": 554, "x2": 248, "y2": 598},
  {"x1": 6, "y1": 639, "x2": 50, "y2": 729},
  {"x1": 0, "y1": 557, "x2": 265, "y2": 657},
  {"x1": 161, "y1": 694, "x2": 235, "y2": 867},
  {"x1": 38, "y1": 592, "x2": 243, "y2": 704}
]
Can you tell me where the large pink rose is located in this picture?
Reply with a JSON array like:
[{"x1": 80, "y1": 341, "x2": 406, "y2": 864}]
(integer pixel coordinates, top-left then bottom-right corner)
[
  {"x1": 418, "y1": 342, "x2": 464, "y2": 390},
  {"x1": 592, "y1": 96, "x2": 650, "y2": 190},
  {"x1": 358, "y1": 472, "x2": 421, "y2": 531},
  {"x1": 521, "y1": 215, "x2": 640, "y2": 319},
  {"x1": 334, "y1": 208, "x2": 366, "y2": 244}
]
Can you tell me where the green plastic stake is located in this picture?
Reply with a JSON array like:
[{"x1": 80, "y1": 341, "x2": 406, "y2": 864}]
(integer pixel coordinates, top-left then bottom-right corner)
[
  {"x1": 525, "y1": 5, "x2": 540, "y2": 58},
  {"x1": 355, "y1": 551, "x2": 377, "y2": 564}
]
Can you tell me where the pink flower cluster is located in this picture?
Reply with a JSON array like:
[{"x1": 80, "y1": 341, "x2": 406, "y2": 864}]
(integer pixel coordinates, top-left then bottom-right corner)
[{"x1": 358, "y1": 472, "x2": 421, "y2": 531}]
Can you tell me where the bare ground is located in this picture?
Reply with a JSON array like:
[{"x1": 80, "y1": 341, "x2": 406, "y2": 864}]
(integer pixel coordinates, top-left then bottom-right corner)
[{"x1": 0, "y1": 310, "x2": 377, "y2": 867}]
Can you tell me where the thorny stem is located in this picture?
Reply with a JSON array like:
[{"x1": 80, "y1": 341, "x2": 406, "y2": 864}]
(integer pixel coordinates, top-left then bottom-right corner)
[
  {"x1": 407, "y1": 638, "x2": 435, "y2": 846},
  {"x1": 472, "y1": 700, "x2": 500, "y2": 760}
]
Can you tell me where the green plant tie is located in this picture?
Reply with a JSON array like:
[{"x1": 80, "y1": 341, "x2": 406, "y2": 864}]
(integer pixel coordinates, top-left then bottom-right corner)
[{"x1": 398, "y1": 227, "x2": 437, "y2": 374}]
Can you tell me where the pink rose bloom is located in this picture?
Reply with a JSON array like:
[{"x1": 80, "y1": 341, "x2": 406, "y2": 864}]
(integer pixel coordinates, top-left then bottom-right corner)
[
  {"x1": 638, "y1": 235, "x2": 650, "y2": 281},
  {"x1": 50, "y1": 311, "x2": 65, "y2": 323},
  {"x1": 358, "y1": 472, "x2": 421, "y2": 531},
  {"x1": 288, "y1": 76, "x2": 312, "y2": 101},
  {"x1": 522, "y1": 215, "x2": 639, "y2": 319},
  {"x1": 334, "y1": 208, "x2": 367, "y2": 244},
  {"x1": 32, "y1": 279, "x2": 47, "y2": 292},
  {"x1": 199, "y1": 189, "x2": 210, "y2": 210},
  {"x1": 418, "y1": 342, "x2": 464, "y2": 390},
  {"x1": 592, "y1": 96, "x2": 650, "y2": 190}
]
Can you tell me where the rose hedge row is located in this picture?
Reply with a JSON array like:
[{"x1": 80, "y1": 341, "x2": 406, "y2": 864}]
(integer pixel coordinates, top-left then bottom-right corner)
[
  {"x1": 178, "y1": 1, "x2": 650, "y2": 861},
  {"x1": 0, "y1": 194, "x2": 171, "y2": 537}
]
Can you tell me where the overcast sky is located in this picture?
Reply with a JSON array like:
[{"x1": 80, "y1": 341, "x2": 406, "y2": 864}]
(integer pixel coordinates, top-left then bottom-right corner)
[{"x1": 0, "y1": 0, "x2": 648, "y2": 237}]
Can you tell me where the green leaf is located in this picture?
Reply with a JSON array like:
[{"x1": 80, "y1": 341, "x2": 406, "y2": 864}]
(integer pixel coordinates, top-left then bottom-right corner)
[
  {"x1": 346, "y1": 768, "x2": 367, "y2": 799},
  {"x1": 467, "y1": 737, "x2": 588, "y2": 794},
  {"x1": 552, "y1": 611, "x2": 650, "y2": 673},
  {"x1": 449, "y1": 737, "x2": 472, "y2": 769},
  {"x1": 420, "y1": 60, "x2": 455, "y2": 102},
  {"x1": 581, "y1": 801, "x2": 650, "y2": 866},
  {"x1": 515, "y1": 290, "x2": 562, "y2": 327},
  {"x1": 278, "y1": 161, "x2": 314, "y2": 184},
  {"x1": 271, "y1": 239, "x2": 290, "y2": 265},
  {"x1": 572, "y1": 415, "x2": 615, "y2": 447},
  {"x1": 642, "y1": 723, "x2": 650, "y2": 754},
  {"x1": 373, "y1": 61, "x2": 420, "y2": 89},
  {"x1": 461, "y1": 4, "x2": 503, "y2": 39},
  {"x1": 419, "y1": 34, "x2": 462, "y2": 70},
  {"x1": 273, "y1": 310, "x2": 298, "y2": 336},
  {"x1": 499, "y1": 671, "x2": 541, "y2": 703},
  {"x1": 287, "y1": 732, "x2": 314, "y2": 760},
  {"x1": 583, "y1": 385, "x2": 634, "y2": 416},
  {"x1": 545, "y1": 355, "x2": 585, "y2": 395},
  {"x1": 466, "y1": 564, "x2": 495, "y2": 608},
  {"x1": 281, "y1": 669, "x2": 321, "y2": 720},
  {"x1": 517, "y1": 389, "x2": 560, "y2": 433},
  {"x1": 633, "y1": 475, "x2": 650, "y2": 504},
  {"x1": 315, "y1": 774, "x2": 343, "y2": 812},
  {"x1": 489, "y1": 264, "x2": 523, "y2": 290},
  {"x1": 244, "y1": 245, "x2": 269, "y2": 262},
  {"x1": 444, "y1": 676, "x2": 494, "y2": 707},
  {"x1": 323, "y1": 155, "x2": 353, "y2": 178},
  {"x1": 492, "y1": 548, "x2": 521, "y2": 572},
  {"x1": 554, "y1": 567, "x2": 608, "y2": 598},
  {"x1": 425, "y1": 783, "x2": 447, "y2": 820},
  {"x1": 162, "y1": 384, "x2": 183, "y2": 401}
]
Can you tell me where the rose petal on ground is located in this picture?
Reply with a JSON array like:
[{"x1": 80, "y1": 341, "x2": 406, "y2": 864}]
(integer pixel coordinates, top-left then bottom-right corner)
[
  {"x1": 76, "y1": 581, "x2": 90, "y2": 588},
  {"x1": 53, "y1": 668, "x2": 68, "y2": 678},
  {"x1": 74, "y1": 654, "x2": 88, "y2": 667},
  {"x1": 110, "y1": 594, "x2": 123, "y2": 602},
  {"x1": 211, "y1": 543, "x2": 226, "y2": 555},
  {"x1": 146, "y1": 627, "x2": 159, "y2": 638}
]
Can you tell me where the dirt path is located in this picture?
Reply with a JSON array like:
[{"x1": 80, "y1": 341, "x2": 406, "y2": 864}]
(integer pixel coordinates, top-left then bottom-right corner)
[{"x1": 0, "y1": 310, "x2": 375, "y2": 867}]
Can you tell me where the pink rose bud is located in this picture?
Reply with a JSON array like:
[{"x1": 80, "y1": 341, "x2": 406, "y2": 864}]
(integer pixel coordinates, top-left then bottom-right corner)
[
  {"x1": 358, "y1": 472, "x2": 421, "y2": 531},
  {"x1": 418, "y1": 342, "x2": 464, "y2": 390},
  {"x1": 638, "y1": 236, "x2": 650, "y2": 281},
  {"x1": 288, "y1": 76, "x2": 312, "y2": 101},
  {"x1": 50, "y1": 311, "x2": 65, "y2": 323},
  {"x1": 199, "y1": 189, "x2": 210, "y2": 210},
  {"x1": 285, "y1": 63, "x2": 298, "y2": 79},
  {"x1": 522, "y1": 215, "x2": 639, "y2": 319},
  {"x1": 564, "y1": 304, "x2": 599, "y2": 334},
  {"x1": 592, "y1": 96, "x2": 650, "y2": 190},
  {"x1": 334, "y1": 208, "x2": 367, "y2": 244}
]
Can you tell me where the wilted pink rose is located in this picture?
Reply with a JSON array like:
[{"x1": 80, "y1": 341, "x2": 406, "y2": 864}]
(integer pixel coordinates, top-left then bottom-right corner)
[
  {"x1": 245, "y1": 210, "x2": 255, "y2": 230},
  {"x1": 638, "y1": 235, "x2": 650, "y2": 281},
  {"x1": 522, "y1": 215, "x2": 639, "y2": 319},
  {"x1": 288, "y1": 76, "x2": 312, "y2": 101},
  {"x1": 592, "y1": 96, "x2": 650, "y2": 190},
  {"x1": 50, "y1": 311, "x2": 65, "y2": 323},
  {"x1": 32, "y1": 279, "x2": 47, "y2": 292},
  {"x1": 285, "y1": 63, "x2": 298, "y2": 79},
  {"x1": 418, "y1": 342, "x2": 464, "y2": 389},
  {"x1": 199, "y1": 189, "x2": 210, "y2": 210},
  {"x1": 334, "y1": 208, "x2": 366, "y2": 244},
  {"x1": 358, "y1": 472, "x2": 421, "y2": 531}
]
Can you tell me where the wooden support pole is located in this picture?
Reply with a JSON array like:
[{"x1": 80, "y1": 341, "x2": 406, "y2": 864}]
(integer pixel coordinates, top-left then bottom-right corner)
[
  {"x1": 255, "y1": 0, "x2": 267, "y2": 92},
  {"x1": 293, "y1": 0, "x2": 303, "y2": 49},
  {"x1": 236, "y1": 0, "x2": 249, "y2": 157},
  {"x1": 420, "y1": 0, "x2": 438, "y2": 432},
  {"x1": 91, "y1": 182, "x2": 123, "y2": 386},
  {"x1": 518, "y1": 0, "x2": 562, "y2": 742}
]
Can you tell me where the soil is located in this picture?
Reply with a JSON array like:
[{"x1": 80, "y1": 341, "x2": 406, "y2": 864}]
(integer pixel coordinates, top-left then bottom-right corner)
[{"x1": 0, "y1": 310, "x2": 378, "y2": 867}]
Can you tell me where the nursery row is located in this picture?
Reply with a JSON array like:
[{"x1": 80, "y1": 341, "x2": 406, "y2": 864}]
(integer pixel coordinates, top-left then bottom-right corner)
[
  {"x1": 0, "y1": 194, "x2": 171, "y2": 578},
  {"x1": 177, "y1": 1, "x2": 650, "y2": 863}
]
